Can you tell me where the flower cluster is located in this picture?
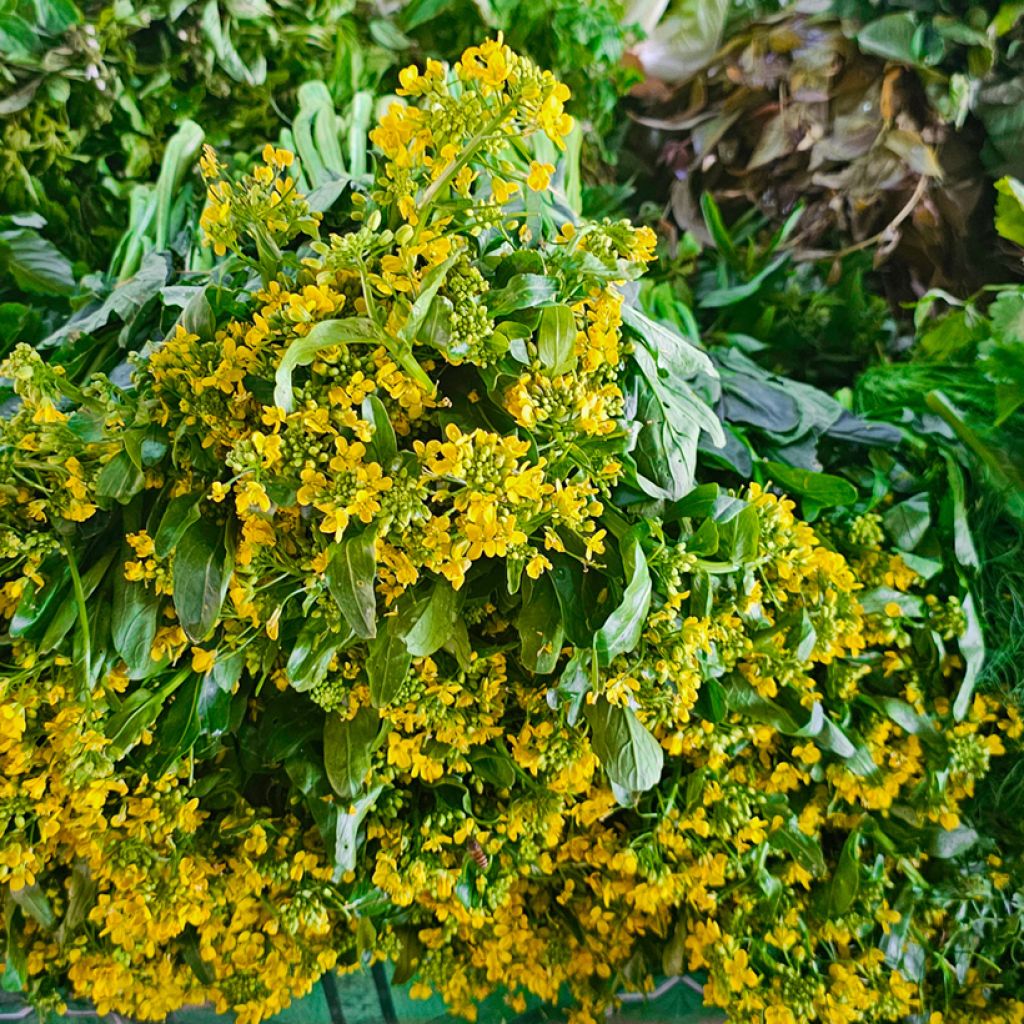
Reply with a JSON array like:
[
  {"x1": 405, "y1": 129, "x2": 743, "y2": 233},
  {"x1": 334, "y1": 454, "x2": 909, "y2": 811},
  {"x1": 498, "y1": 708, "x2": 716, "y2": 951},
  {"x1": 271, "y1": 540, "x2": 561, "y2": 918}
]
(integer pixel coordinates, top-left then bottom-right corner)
[{"x1": 1, "y1": 38, "x2": 1022, "y2": 1024}]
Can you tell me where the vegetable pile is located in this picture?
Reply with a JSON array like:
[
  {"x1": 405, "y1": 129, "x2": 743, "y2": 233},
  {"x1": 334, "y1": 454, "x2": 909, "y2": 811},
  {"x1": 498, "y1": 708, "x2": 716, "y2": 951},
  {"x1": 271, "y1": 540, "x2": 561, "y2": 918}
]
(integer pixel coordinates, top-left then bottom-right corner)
[{"x1": 3, "y1": 5, "x2": 1024, "y2": 1024}]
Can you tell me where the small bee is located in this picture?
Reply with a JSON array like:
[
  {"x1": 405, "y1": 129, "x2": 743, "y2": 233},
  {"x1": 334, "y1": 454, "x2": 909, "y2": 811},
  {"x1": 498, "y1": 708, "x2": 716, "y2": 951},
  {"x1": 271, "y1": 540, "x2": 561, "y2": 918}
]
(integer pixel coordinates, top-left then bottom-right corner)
[{"x1": 466, "y1": 838, "x2": 489, "y2": 871}]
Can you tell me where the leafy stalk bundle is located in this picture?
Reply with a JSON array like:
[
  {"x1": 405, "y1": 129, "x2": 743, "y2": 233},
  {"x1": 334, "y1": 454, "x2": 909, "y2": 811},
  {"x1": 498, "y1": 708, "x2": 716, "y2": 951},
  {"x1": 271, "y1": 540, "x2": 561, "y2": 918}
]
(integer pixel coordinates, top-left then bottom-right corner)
[{"x1": 1, "y1": 37, "x2": 1024, "y2": 1024}]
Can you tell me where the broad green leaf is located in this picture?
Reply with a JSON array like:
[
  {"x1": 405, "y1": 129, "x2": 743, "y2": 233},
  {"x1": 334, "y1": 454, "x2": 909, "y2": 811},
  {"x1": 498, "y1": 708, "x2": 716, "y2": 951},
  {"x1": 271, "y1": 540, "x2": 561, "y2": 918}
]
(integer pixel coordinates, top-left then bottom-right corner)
[
  {"x1": 883, "y1": 493, "x2": 931, "y2": 551},
  {"x1": 362, "y1": 394, "x2": 398, "y2": 466},
  {"x1": 549, "y1": 650, "x2": 591, "y2": 725},
  {"x1": 930, "y1": 825, "x2": 979, "y2": 859},
  {"x1": 537, "y1": 304, "x2": 577, "y2": 376},
  {"x1": 42, "y1": 251, "x2": 169, "y2": 350},
  {"x1": 173, "y1": 519, "x2": 231, "y2": 642},
  {"x1": 518, "y1": 575, "x2": 564, "y2": 675},
  {"x1": 154, "y1": 492, "x2": 204, "y2": 558},
  {"x1": 179, "y1": 287, "x2": 215, "y2": 340},
  {"x1": 324, "y1": 706, "x2": 379, "y2": 800},
  {"x1": 595, "y1": 533, "x2": 652, "y2": 666},
  {"x1": 197, "y1": 673, "x2": 232, "y2": 737},
  {"x1": 763, "y1": 462, "x2": 858, "y2": 511},
  {"x1": 398, "y1": 252, "x2": 460, "y2": 345},
  {"x1": 824, "y1": 832, "x2": 861, "y2": 917},
  {"x1": 401, "y1": 580, "x2": 461, "y2": 657},
  {"x1": 112, "y1": 564, "x2": 161, "y2": 679},
  {"x1": 856, "y1": 12, "x2": 920, "y2": 64},
  {"x1": 9, "y1": 886, "x2": 55, "y2": 931},
  {"x1": 769, "y1": 822, "x2": 826, "y2": 877},
  {"x1": 367, "y1": 616, "x2": 412, "y2": 707},
  {"x1": 152, "y1": 674, "x2": 203, "y2": 775},
  {"x1": 326, "y1": 531, "x2": 378, "y2": 640},
  {"x1": 331, "y1": 785, "x2": 383, "y2": 877},
  {"x1": 585, "y1": 697, "x2": 663, "y2": 794},
  {"x1": 622, "y1": 303, "x2": 715, "y2": 377},
  {"x1": 274, "y1": 317, "x2": 380, "y2": 411},
  {"x1": 0, "y1": 227, "x2": 74, "y2": 296},
  {"x1": 859, "y1": 587, "x2": 924, "y2": 617},
  {"x1": 105, "y1": 673, "x2": 185, "y2": 757},
  {"x1": 995, "y1": 176, "x2": 1024, "y2": 247},
  {"x1": 95, "y1": 451, "x2": 145, "y2": 505},
  {"x1": 286, "y1": 618, "x2": 344, "y2": 692},
  {"x1": 487, "y1": 274, "x2": 558, "y2": 316}
]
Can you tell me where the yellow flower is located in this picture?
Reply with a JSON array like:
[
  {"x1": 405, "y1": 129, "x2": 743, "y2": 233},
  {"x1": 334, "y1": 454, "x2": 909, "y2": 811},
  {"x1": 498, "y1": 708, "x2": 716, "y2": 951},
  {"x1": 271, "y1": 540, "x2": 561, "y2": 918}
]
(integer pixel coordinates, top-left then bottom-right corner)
[
  {"x1": 527, "y1": 161, "x2": 555, "y2": 192},
  {"x1": 191, "y1": 648, "x2": 217, "y2": 674},
  {"x1": 490, "y1": 176, "x2": 519, "y2": 204},
  {"x1": 526, "y1": 553, "x2": 552, "y2": 579},
  {"x1": 723, "y1": 948, "x2": 758, "y2": 992}
]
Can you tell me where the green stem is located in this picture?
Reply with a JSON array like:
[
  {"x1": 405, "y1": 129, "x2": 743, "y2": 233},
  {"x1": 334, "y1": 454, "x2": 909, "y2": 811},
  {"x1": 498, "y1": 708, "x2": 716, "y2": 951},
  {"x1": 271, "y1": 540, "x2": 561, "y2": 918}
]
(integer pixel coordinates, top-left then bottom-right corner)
[
  {"x1": 64, "y1": 543, "x2": 92, "y2": 690},
  {"x1": 414, "y1": 103, "x2": 513, "y2": 238}
]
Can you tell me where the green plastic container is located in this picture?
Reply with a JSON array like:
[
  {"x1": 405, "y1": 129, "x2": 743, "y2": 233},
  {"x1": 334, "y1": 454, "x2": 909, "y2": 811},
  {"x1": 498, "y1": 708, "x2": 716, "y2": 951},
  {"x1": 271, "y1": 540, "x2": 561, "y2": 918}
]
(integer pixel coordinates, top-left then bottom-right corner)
[{"x1": 0, "y1": 968, "x2": 720, "y2": 1024}]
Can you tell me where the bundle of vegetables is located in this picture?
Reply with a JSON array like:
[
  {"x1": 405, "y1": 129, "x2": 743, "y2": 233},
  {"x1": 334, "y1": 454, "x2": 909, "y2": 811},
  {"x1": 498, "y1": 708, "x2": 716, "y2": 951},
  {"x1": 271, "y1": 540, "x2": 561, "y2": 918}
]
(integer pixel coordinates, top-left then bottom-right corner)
[
  {"x1": 2, "y1": 38, "x2": 1024, "y2": 1024},
  {"x1": 624, "y1": 2, "x2": 1024, "y2": 297},
  {"x1": 0, "y1": 0, "x2": 633, "y2": 272}
]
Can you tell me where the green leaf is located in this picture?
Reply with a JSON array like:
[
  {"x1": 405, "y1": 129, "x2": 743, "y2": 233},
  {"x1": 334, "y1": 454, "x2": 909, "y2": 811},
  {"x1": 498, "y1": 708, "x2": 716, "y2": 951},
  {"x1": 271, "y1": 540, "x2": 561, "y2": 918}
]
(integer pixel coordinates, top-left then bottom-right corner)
[
  {"x1": 518, "y1": 575, "x2": 564, "y2": 675},
  {"x1": 953, "y1": 593, "x2": 985, "y2": 720},
  {"x1": 154, "y1": 492, "x2": 204, "y2": 558},
  {"x1": 326, "y1": 531, "x2": 378, "y2": 640},
  {"x1": 286, "y1": 618, "x2": 344, "y2": 692},
  {"x1": 9, "y1": 885, "x2": 55, "y2": 931},
  {"x1": 585, "y1": 697, "x2": 663, "y2": 794},
  {"x1": 824, "y1": 832, "x2": 861, "y2": 917},
  {"x1": 399, "y1": 252, "x2": 460, "y2": 346},
  {"x1": 0, "y1": 226, "x2": 74, "y2": 295},
  {"x1": 324, "y1": 706, "x2": 379, "y2": 800},
  {"x1": 763, "y1": 462, "x2": 858, "y2": 511},
  {"x1": 995, "y1": 176, "x2": 1024, "y2": 247},
  {"x1": 274, "y1": 317, "x2": 380, "y2": 412},
  {"x1": 95, "y1": 450, "x2": 145, "y2": 505},
  {"x1": 331, "y1": 785, "x2": 383, "y2": 877},
  {"x1": 883, "y1": 493, "x2": 931, "y2": 551},
  {"x1": 550, "y1": 650, "x2": 592, "y2": 726},
  {"x1": 55, "y1": 862, "x2": 94, "y2": 950},
  {"x1": 930, "y1": 825, "x2": 979, "y2": 859},
  {"x1": 401, "y1": 580, "x2": 461, "y2": 657},
  {"x1": 595, "y1": 532, "x2": 652, "y2": 666},
  {"x1": 662, "y1": 920, "x2": 686, "y2": 976},
  {"x1": 367, "y1": 616, "x2": 412, "y2": 707},
  {"x1": 699, "y1": 193, "x2": 738, "y2": 263},
  {"x1": 197, "y1": 673, "x2": 232, "y2": 736},
  {"x1": 724, "y1": 503, "x2": 760, "y2": 563},
  {"x1": 944, "y1": 456, "x2": 980, "y2": 570},
  {"x1": 699, "y1": 255, "x2": 788, "y2": 308},
  {"x1": 39, "y1": 548, "x2": 115, "y2": 654},
  {"x1": 42, "y1": 251, "x2": 169, "y2": 350},
  {"x1": 487, "y1": 274, "x2": 558, "y2": 317},
  {"x1": 105, "y1": 673, "x2": 185, "y2": 757},
  {"x1": 856, "y1": 13, "x2": 920, "y2": 64},
  {"x1": 112, "y1": 567, "x2": 161, "y2": 680},
  {"x1": 537, "y1": 304, "x2": 577, "y2": 376},
  {"x1": 769, "y1": 822, "x2": 826, "y2": 877},
  {"x1": 172, "y1": 519, "x2": 231, "y2": 642},
  {"x1": 152, "y1": 674, "x2": 203, "y2": 775},
  {"x1": 623, "y1": 304, "x2": 715, "y2": 377},
  {"x1": 362, "y1": 394, "x2": 397, "y2": 466}
]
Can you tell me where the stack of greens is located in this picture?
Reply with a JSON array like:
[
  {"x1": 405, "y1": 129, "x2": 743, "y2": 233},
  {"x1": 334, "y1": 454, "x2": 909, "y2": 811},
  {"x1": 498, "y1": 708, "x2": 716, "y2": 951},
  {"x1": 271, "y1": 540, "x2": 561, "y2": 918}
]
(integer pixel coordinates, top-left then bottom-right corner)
[{"x1": 2, "y1": 3, "x2": 1024, "y2": 1024}]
